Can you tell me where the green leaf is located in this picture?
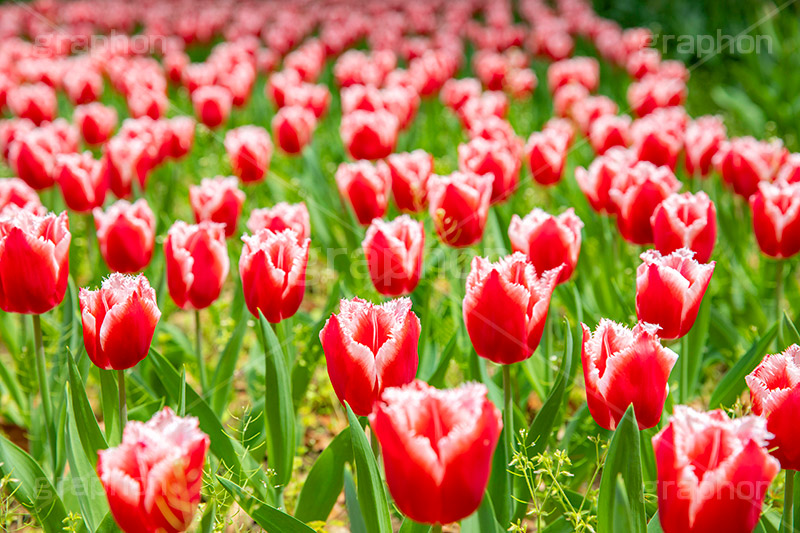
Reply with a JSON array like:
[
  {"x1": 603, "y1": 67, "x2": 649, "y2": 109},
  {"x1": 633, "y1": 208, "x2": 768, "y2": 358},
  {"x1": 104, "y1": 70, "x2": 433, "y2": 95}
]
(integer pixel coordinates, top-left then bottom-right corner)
[
  {"x1": 345, "y1": 403, "x2": 392, "y2": 533},
  {"x1": 210, "y1": 306, "x2": 248, "y2": 416},
  {"x1": 425, "y1": 327, "x2": 459, "y2": 388},
  {"x1": 781, "y1": 311, "x2": 800, "y2": 346},
  {"x1": 67, "y1": 348, "x2": 108, "y2": 467},
  {"x1": 94, "y1": 513, "x2": 122, "y2": 533},
  {"x1": 708, "y1": 323, "x2": 779, "y2": 408},
  {"x1": 647, "y1": 512, "x2": 665, "y2": 532},
  {"x1": 98, "y1": 368, "x2": 119, "y2": 445},
  {"x1": 200, "y1": 501, "x2": 216, "y2": 533},
  {"x1": 461, "y1": 491, "x2": 503, "y2": 533},
  {"x1": 256, "y1": 313, "x2": 296, "y2": 489},
  {"x1": 344, "y1": 466, "x2": 368, "y2": 533},
  {"x1": 398, "y1": 518, "x2": 432, "y2": 533},
  {"x1": 295, "y1": 427, "x2": 353, "y2": 523},
  {"x1": 217, "y1": 476, "x2": 315, "y2": 533},
  {"x1": 685, "y1": 297, "x2": 711, "y2": 399},
  {"x1": 0, "y1": 434, "x2": 68, "y2": 533},
  {"x1": 597, "y1": 406, "x2": 646, "y2": 533}
]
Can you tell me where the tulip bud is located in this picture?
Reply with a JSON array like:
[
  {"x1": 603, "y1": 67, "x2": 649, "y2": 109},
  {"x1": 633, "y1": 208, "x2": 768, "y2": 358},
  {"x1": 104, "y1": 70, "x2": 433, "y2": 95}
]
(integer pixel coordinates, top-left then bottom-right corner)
[
  {"x1": 749, "y1": 180, "x2": 800, "y2": 259},
  {"x1": 54, "y1": 152, "x2": 107, "y2": 213},
  {"x1": 581, "y1": 320, "x2": 677, "y2": 430},
  {"x1": 341, "y1": 109, "x2": 399, "y2": 161},
  {"x1": 428, "y1": 171, "x2": 492, "y2": 248},
  {"x1": 166, "y1": 116, "x2": 195, "y2": 160},
  {"x1": 335, "y1": 160, "x2": 391, "y2": 225},
  {"x1": 79, "y1": 273, "x2": 161, "y2": 370},
  {"x1": 571, "y1": 95, "x2": 617, "y2": 137},
  {"x1": 0, "y1": 177, "x2": 43, "y2": 215},
  {"x1": 103, "y1": 136, "x2": 148, "y2": 199},
  {"x1": 8, "y1": 129, "x2": 59, "y2": 190},
  {"x1": 386, "y1": 150, "x2": 433, "y2": 213},
  {"x1": 636, "y1": 249, "x2": 715, "y2": 340},
  {"x1": 440, "y1": 77, "x2": 482, "y2": 112},
  {"x1": 192, "y1": 85, "x2": 232, "y2": 129},
  {"x1": 94, "y1": 199, "x2": 155, "y2": 273},
  {"x1": 189, "y1": 176, "x2": 246, "y2": 238},
  {"x1": 74, "y1": 103, "x2": 117, "y2": 146},
  {"x1": 575, "y1": 147, "x2": 636, "y2": 214},
  {"x1": 652, "y1": 192, "x2": 717, "y2": 263},
  {"x1": 321, "y1": 297, "x2": 420, "y2": 416},
  {"x1": 464, "y1": 253, "x2": 561, "y2": 364},
  {"x1": 458, "y1": 137, "x2": 520, "y2": 203},
  {"x1": 162, "y1": 219, "x2": 229, "y2": 310},
  {"x1": 272, "y1": 105, "x2": 316, "y2": 155},
  {"x1": 224, "y1": 125, "x2": 272, "y2": 184},
  {"x1": 525, "y1": 129, "x2": 570, "y2": 186},
  {"x1": 684, "y1": 116, "x2": 726, "y2": 178},
  {"x1": 652, "y1": 406, "x2": 779, "y2": 533},
  {"x1": 240, "y1": 229, "x2": 309, "y2": 322},
  {"x1": 509, "y1": 208, "x2": 583, "y2": 283},
  {"x1": 97, "y1": 408, "x2": 209, "y2": 533},
  {"x1": 362, "y1": 215, "x2": 424, "y2": 296},
  {"x1": 7, "y1": 83, "x2": 57, "y2": 125},
  {"x1": 368, "y1": 380, "x2": 502, "y2": 525},
  {"x1": 247, "y1": 202, "x2": 310, "y2": 242},
  {"x1": 547, "y1": 57, "x2": 599, "y2": 93},
  {"x1": 0, "y1": 209, "x2": 70, "y2": 314},
  {"x1": 589, "y1": 114, "x2": 631, "y2": 155},
  {"x1": 713, "y1": 137, "x2": 787, "y2": 198},
  {"x1": 631, "y1": 111, "x2": 684, "y2": 170}
]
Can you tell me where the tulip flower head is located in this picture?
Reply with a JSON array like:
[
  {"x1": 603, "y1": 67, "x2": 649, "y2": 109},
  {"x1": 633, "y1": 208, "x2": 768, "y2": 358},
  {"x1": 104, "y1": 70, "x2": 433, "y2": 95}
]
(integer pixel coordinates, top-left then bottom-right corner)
[
  {"x1": 428, "y1": 171, "x2": 493, "y2": 248},
  {"x1": 335, "y1": 160, "x2": 391, "y2": 225},
  {"x1": 224, "y1": 125, "x2": 273, "y2": 184},
  {"x1": 192, "y1": 85, "x2": 232, "y2": 129},
  {"x1": 272, "y1": 105, "x2": 316, "y2": 155},
  {"x1": 94, "y1": 199, "x2": 156, "y2": 273},
  {"x1": 362, "y1": 215, "x2": 424, "y2": 296},
  {"x1": 749, "y1": 180, "x2": 800, "y2": 259},
  {"x1": 74, "y1": 103, "x2": 118, "y2": 146},
  {"x1": 509, "y1": 208, "x2": 583, "y2": 283},
  {"x1": 458, "y1": 137, "x2": 520, "y2": 203},
  {"x1": 54, "y1": 152, "x2": 107, "y2": 213},
  {"x1": 247, "y1": 202, "x2": 310, "y2": 242},
  {"x1": 575, "y1": 147, "x2": 636, "y2": 215},
  {"x1": 0, "y1": 178, "x2": 43, "y2": 215},
  {"x1": 189, "y1": 176, "x2": 246, "y2": 238},
  {"x1": 651, "y1": 191, "x2": 717, "y2": 263},
  {"x1": 713, "y1": 137, "x2": 787, "y2": 198},
  {"x1": 340, "y1": 109, "x2": 399, "y2": 161},
  {"x1": 386, "y1": 150, "x2": 433, "y2": 213},
  {"x1": 164, "y1": 221, "x2": 229, "y2": 311}
]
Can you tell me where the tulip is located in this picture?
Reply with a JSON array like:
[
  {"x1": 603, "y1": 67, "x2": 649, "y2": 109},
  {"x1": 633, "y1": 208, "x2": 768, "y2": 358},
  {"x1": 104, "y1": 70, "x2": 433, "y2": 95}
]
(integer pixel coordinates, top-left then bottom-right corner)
[
  {"x1": 463, "y1": 253, "x2": 561, "y2": 365},
  {"x1": 713, "y1": 137, "x2": 787, "y2": 198},
  {"x1": 8, "y1": 129, "x2": 59, "y2": 190},
  {"x1": 526, "y1": 129, "x2": 570, "y2": 186},
  {"x1": 283, "y1": 82, "x2": 331, "y2": 119},
  {"x1": 240, "y1": 229, "x2": 309, "y2": 323},
  {"x1": 386, "y1": 150, "x2": 433, "y2": 213},
  {"x1": 749, "y1": 180, "x2": 800, "y2": 259},
  {"x1": 0, "y1": 118, "x2": 35, "y2": 161},
  {"x1": 103, "y1": 136, "x2": 148, "y2": 199},
  {"x1": 509, "y1": 208, "x2": 583, "y2": 283},
  {"x1": 636, "y1": 249, "x2": 715, "y2": 340},
  {"x1": 74, "y1": 103, "x2": 118, "y2": 146},
  {"x1": 589, "y1": 114, "x2": 631, "y2": 155},
  {"x1": 191, "y1": 85, "x2": 232, "y2": 129},
  {"x1": 189, "y1": 176, "x2": 246, "y2": 238},
  {"x1": 609, "y1": 161, "x2": 681, "y2": 245},
  {"x1": 458, "y1": 137, "x2": 520, "y2": 203},
  {"x1": 362, "y1": 216, "x2": 424, "y2": 296},
  {"x1": 224, "y1": 126, "x2": 273, "y2": 184},
  {"x1": 320, "y1": 297, "x2": 420, "y2": 416},
  {"x1": 79, "y1": 273, "x2": 161, "y2": 370},
  {"x1": 627, "y1": 75, "x2": 686, "y2": 117},
  {"x1": 63, "y1": 68, "x2": 103, "y2": 105},
  {"x1": 164, "y1": 221, "x2": 229, "y2": 310},
  {"x1": 777, "y1": 153, "x2": 800, "y2": 185},
  {"x1": 571, "y1": 95, "x2": 618, "y2": 137},
  {"x1": 458, "y1": 91, "x2": 508, "y2": 130},
  {"x1": 94, "y1": 199, "x2": 156, "y2": 273},
  {"x1": 631, "y1": 113, "x2": 684, "y2": 170},
  {"x1": 427, "y1": 171, "x2": 493, "y2": 248},
  {"x1": 441, "y1": 78, "x2": 482, "y2": 111},
  {"x1": 575, "y1": 147, "x2": 636, "y2": 214},
  {"x1": 97, "y1": 408, "x2": 209, "y2": 533},
  {"x1": 7, "y1": 83, "x2": 56, "y2": 125},
  {"x1": 652, "y1": 406, "x2": 779, "y2": 533},
  {"x1": 247, "y1": 202, "x2": 310, "y2": 242},
  {"x1": 341, "y1": 109, "x2": 399, "y2": 161},
  {"x1": 335, "y1": 160, "x2": 391, "y2": 225},
  {"x1": 166, "y1": 116, "x2": 195, "y2": 160},
  {"x1": 0, "y1": 209, "x2": 70, "y2": 314},
  {"x1": 553, "y1": 83, "x2": 589, "y2": 118},
  {"x1": 684, "y1": 115, "x2": 726, "y2": 178},
  {"x1": 652, "y1": 192, "x2": 717, "y2": 263},
  {"x1": 368, "y1": 380, "x2": 502, "y2": 525},
  {"x1": 581, "y1": 320, "x2": 677, "y2": 430},
  {"x1": 272, "y1": 105, "x2": 316, "y2": 155},
  {"x1": 547, "y1": 57, "x2": 599, "y2": 93},
  {"x1": 0, "y1": 178, "x2": 43, "y2": 215},
  {"x1": 54, "y1": 152, "x2": 107, "y2": 213}
]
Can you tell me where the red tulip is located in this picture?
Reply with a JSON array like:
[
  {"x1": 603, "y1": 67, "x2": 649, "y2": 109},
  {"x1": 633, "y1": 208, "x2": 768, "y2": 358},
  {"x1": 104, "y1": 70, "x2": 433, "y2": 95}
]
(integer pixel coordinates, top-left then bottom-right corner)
[
  {"x1": 713, "y1": 137, "x2": 787, "y2": 198},
  {"x1": 0, "y1": 118, "x2": 35, "y2": 161},
  {"x1": 166, "y1": 116, "x2": 195, "y2": 160},
  {"x1": 283, "y1": 82, "x2": 331, "y2": 119},
  {"x1": 335, "y1": 160, "x2": 391, "y2": 226},
  {"x1": 224, "y1": 125, "x2": 273, "y2": 184},
  {"x1": 103, "y1": 136, "x2": 148, "y2": 199},
  {"x1": 191, "y1": 85, "x2": 232, "y2": 129},
  {"x1": 63, "y1": 68, "x2": 103, "y2": 105},
  {"x1": 749, "y1": 180, "x2": 800, "y2": 259},
  {"x1": 94, "y1": 199, "x2": 155, "y2": 273},
  {"x1": 509, "y1": 208, "x2": 583, "y2": 283},
  {"x1": 427, "y1": 171, "x2": 493, "y2": 248},
  {"x1": 571, "y1": 95, "x2": 618, "y2": 137},
  {"x1": 652, "y1": 192, "x2": 717, "y2": 263},
  {"x1": 54, "y1": 152, "x2": 107, "y2": 213},
  {"x1": 164, "y1": 221, "x2": 229, "y2": 310},
  {"x1": 247, "y1": 202, "x2": 310, "y2": 242},
  {"x1": 127, "y1": 89, "x2": 168, "y2": 120},
  {"x1": 8, "y1": 129, "x2": 60, "y2": 190},
  {"x1": 0, "y1": 177, "x2": 43, "y2": 215},
  {"x1": 386, "y1": 150, "x2": 433, "y2": 213},
  {"x1": 368, "y1": 380, "x2": 502, "y2": 525},
  {"x1": 7, "y1": 83, "x2": 56, "y2": 125},
  {"x1": 636, "y1": 249, "x2": 715, "y2": 340},
  {"x1": 776, "y1": 153, "x2": 800, "y2": 185},
  {"x1": 79, "y1": 273, "x2": 161, "y2": 370},
  {"x1": 552, "y1": 83, "x2": 589, "y2": 118},
  {"x1": 631, "y1": 111, "x2": 684, "y2": 170},
  {"x1": 189, "y1": 176, "x2": 246, "y2": 238},
  {"x1": 581, "y1": 320, "x2": 677, "y2": 430},
  {"x1": 463, "y1": 253, "x2": 561, "y2": 365},
  {"x1": 525, "y1": 129, "x2": 570, "y2": 186},
  {"x1": 240, "y1": 228, "x2": 309, "y2": 322},
  {"x1": 321, "y1": 297, "x2": 420, "y2": 416},
  {"x1": 362, "y1": 215, "x2": 424, "y2": 296},
  {"x1": 589, "y1": 114, "x2": 631, "y2": 155},
  {"x1": 652, "y1": 406, "x2": 779, "y2": 533},
  {"x1": 458, "y1": 137, "x2": 520, "y2": 203},
  {"x1": 506, "y1": 68, "x2": 537, "y2": 98},
  {"x1": 341, "y1": 109, "x2": 399, "y2": 161},
  {"x1": 575, "y1": 147, "x2": 636, "y2": 214},
  {"x1": 609, "y1": 161, "x2": 681, "y2": 244},
  {"x1": 74, "y1": 103, "x2": 117, "y2": 146},
  {"x1": 272, "y1": 105, "x2": 316, "y2": 155},
  {"x1": 684, "y1": 115, "x2": 726, "y2": 178},
  {"x1": 547, "y1": 57, "x2": 599, "y2": 93},
  {"x1": 627, "y1": 74, "x2": 686, "y2": 117},
  {"x1": 459, "y1": 91, "x2": 508, "y2": 130},
  {"x1": 441, "y1": 78, "x2": 482, "y2": 112},
  {"x1": 97, "y1": 407, "x2": 209, "y2": 533}
]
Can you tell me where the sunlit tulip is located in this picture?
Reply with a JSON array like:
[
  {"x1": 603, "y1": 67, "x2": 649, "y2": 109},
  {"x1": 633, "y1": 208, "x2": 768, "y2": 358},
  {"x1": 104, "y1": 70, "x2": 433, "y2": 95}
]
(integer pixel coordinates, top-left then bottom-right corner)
[
  {"x1": 362, "y1": 216, "x2": 424, "y2": 296},
  {"x1": 335, "y1": 160, "x2": 391, "y2": 225},
  {"x1": 225, "y1": 125, "x2": 272, "y2": 184},
  {"x1": 509, "y1": 208, "x2": 583, "y2": 283},
  {"x1": 247, "y1": 202, "x2": 310, "y2": 242},
  {"x1": 54, "y1": 152, "x2": 107, "y2": 213},
  {"x1": 189, "y1": 176, "x2": 246, "y2": 238},
  {"x1": 427, "y1": 171, "x2": 492, "y2": 248},
  {"x1": 74, "y1": 103, "x2": 117, "y2": 146},
  {"x1": 749, "y1": 180, "x2": 800, "y2": 259},
  {"x1": 94, "y1": 199, "x2": 155, "y2": 273},
  {"x1": 652, "y1": 192, "x2": 717, "y2": 263},
  {"x1": 386, "y1": 150, "x2": 433, "y2": 213},
  {"x1": 164, "y1": 221, "x2": 229, "y2": 310}
]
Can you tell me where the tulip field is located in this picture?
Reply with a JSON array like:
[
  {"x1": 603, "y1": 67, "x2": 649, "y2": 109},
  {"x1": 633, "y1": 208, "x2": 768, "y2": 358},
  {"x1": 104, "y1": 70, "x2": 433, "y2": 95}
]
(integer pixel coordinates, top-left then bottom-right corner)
[{"x1": 2, "y1": 0, "x2": 800, "y2": 531}]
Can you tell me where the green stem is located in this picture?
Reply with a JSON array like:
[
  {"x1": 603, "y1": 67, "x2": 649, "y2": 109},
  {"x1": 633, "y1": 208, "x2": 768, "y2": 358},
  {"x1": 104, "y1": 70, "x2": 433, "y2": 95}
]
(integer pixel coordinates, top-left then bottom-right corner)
[
  {"x1": 784, "y1": 470, "x2": 795, "y2": 533},
  {"x1": 195, "y1": 309, "x2": 207, "y2": 392},
  {"x1": 118, "y1": 369, "x2": 127, "y2": 442},
  {"x1": 432, "y1": 526, "x2": 443, "y2": 533},
  {"x1": 680, "y1": 334, "x2": 690, "y2": 404},
  {"x1": 84, "y1": 214, "x2": 96, "y2": 284},
  {"x1": 32, "y1": 315, "x2": 55, "y2": 473},
  {"x1": 503, "y1": 364, "x2": 514, "y2": 453},
  {"x1": 776, "y1": 260, "x2": 785, "y2": 323}
]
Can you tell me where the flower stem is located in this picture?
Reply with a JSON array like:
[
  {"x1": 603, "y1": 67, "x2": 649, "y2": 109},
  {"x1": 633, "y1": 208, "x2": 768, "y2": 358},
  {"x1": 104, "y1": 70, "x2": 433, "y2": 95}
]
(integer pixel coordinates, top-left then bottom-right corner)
[
  {"x1": 432, "y1": 526, "x2": 443, "y2": 533},
  {"x1": 776, "y1": 260, "x2": 785, "y2": 323},
  {"x1": 784, "y1": 470, "x2": 795, "y2": 533},
  {"x1": 32, "y1": 314, "x2": 55, "y2": 472},
  {"x1": 503, "y1": 364, "x2": 514, "y2": 453},
  {"x1": 195, "y1": 309, "x2": 207, "y2": 392},
  {"x1": 117, "y1": 369, "x2": 127, "y2": 442},
  {"x1": 680, "y1": 334, "x2": 690, "y2": 404}
]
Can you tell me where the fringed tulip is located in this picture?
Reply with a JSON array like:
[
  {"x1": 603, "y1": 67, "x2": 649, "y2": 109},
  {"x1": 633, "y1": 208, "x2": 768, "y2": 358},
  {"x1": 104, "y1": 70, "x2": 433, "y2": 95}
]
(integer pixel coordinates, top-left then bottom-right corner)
[
  {"x1": 713, "y1": 137, "x2": 787, "y2": 198},
  {"x1": 164, "y1": 221, "x2": 229, "y2": 310},
  {"x1": 192, "y1": 85, "x2": 232, "y2": 129},
  {"x1": 386, "y1": 150, "x2": 433, "y2": 213},
  {"x1": 54, "y1": 152, "x2": 107, "y2": 213},
  {"x1": 362, "y1": 216, "x2": 424, "y2": 296},
  {"x1": 575, "y1": 147, "x2": 636, "y2": 214},
  {"x1": 509, "y1": 208, "x2": 583, "y2": 283},
  {"x1": 458, "y1": 137, "x2": 520, "y2": 203},
  {"x1": 684, "y1": 116, "x2": 726, "y2": 178},
  {"x1": 189, "y1": 176, "x2": 246, "y2": 238},
  {"x1": 749, "y1": 180, "x2": 800, "y2": 259},
  {"x1": 340, "y1": 109, "x2": 399, "y2": 161},
  {"x1": 272, "y1": 105, "x2": 316, "y2": 155},
  {"x1": 652, "y1": 192, "x2": 717, "y2": 263},
  {"x1": 0, "y1": 178, "x2": 43, "y2": 215},
  {"x1": 74, "y1": 103, "x2": 117, "y2": 146},
  {"x1": 7, "y1": 83, "x2": 56, "y2": 125},
  {"x1": 224, "y1": 126, "x2": 272, "y2": 184},
  {"x1": 247, "y1": 202, "x2": 310, "y2": 242},
  {"x1": 427, "y1": 171, "x2": 493, "y2": 248},
  {"x1": 94, "y1": 199, "x2": 155, "y2": 273},
  {"x1": 525, "y1": 129, "x2": 570, "y2": 186},
  {"x1": 335, "y1": 160, "x2": 391, "y2": 225},
  {"x1": 589, "y1": 114, "x2": 631, "y2": 155}
]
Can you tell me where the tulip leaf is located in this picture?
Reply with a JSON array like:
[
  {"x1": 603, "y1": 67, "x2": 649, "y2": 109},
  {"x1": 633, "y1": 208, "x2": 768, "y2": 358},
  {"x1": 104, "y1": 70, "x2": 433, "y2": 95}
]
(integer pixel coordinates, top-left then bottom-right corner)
[
  {"x1": 295, "y1": 427, "x2": 352, "y2": 523},
  {"x1": 345, "y1": 403, "x2": 393, "y2": 533},
  {"x1": 597, "y1": 406, "x2": 646, "y2": 533},
  {"x1": 781, "y1": 311, "x2": 800, "y2": 346},
  {"x1": 66, "y1": 348, "x2": 108, "y2": 466},
  {"x1": 217, "y1": 476, "x2": 315, "y2": 533},
  {"x1": 685, "y1": 296, "x2": 711, "y2": 400},
  {"x1": 256, "y1": 313, "x2": 296, "y2": 489},
  {"x1": 708, "y1": 322, "x2": 779, "y2": 408},
  {"x1": 200, "y1": 501, "x2": 216, "y2": 533},
  {"x1": 209, "y1": 306, "x2": 248, "y2": 417},
  {"x1": 425, "y1": 326, "x2": 460, "y2": 388},
  {"x1": 647, "y1": 512, "x2": 665, "y2": 532},
  {"x1": 98, "y1": 368, "x2": 119, "y2": 445},
  {"x1": 344, "y1": 465, "x2": 369, "y2": 533},
  {"x1": 0, "y1": 434, "x2": 68, "y2": 533},
  {"x1": 461, "y1": 491, "x2": 504, "y2": 533},
  {"x1": 398, "y1": 518, "x2": 432, "y2": 533},
  {"x1": 95, "y1": 512, "x2": 122, "y2": 533}
]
